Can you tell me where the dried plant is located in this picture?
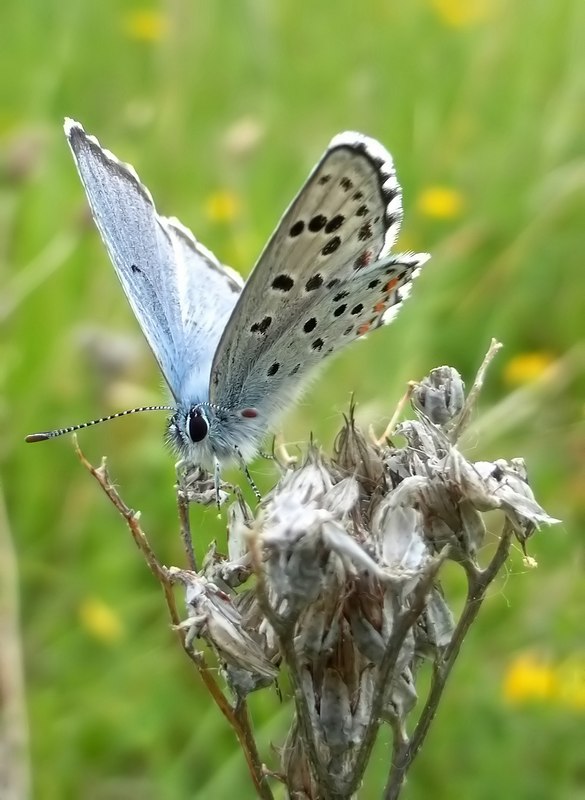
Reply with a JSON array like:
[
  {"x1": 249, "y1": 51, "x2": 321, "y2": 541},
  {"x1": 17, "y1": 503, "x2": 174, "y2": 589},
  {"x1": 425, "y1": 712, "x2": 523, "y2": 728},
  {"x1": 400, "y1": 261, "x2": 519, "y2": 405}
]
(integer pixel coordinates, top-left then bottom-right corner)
[{"x1": 76, "y1": 340, "x2": 558, "y2": 799}]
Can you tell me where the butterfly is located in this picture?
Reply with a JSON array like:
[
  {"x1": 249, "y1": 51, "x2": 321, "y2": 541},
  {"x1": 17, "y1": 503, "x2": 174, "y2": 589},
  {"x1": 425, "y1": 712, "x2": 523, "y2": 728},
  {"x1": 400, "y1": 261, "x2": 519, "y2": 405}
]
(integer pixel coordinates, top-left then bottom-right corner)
[{"x1": 26, "y1": 119, "x2": 429, "y2": 499}]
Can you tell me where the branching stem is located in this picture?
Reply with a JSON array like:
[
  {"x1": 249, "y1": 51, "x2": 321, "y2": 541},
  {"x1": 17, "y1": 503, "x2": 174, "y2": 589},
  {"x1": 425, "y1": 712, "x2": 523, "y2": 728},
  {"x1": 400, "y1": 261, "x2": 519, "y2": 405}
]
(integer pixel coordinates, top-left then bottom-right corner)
[
  {"x1": 383, "y1": 521, "x2": 514, "y2": 799},
  {"x1": 75, "y1": 440, "x2": 274, "y2": 800}
]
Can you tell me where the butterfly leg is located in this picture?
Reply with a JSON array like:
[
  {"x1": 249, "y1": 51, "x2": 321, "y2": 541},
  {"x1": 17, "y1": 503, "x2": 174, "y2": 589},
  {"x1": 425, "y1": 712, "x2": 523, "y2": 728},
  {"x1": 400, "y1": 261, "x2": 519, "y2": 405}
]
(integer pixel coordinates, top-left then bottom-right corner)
[
  {"x1": 213, "y1": 457, "x2": 223, "y2": 511},
  {"x1": 234, "y1": 446, "x2": 262, "y2": 502}
]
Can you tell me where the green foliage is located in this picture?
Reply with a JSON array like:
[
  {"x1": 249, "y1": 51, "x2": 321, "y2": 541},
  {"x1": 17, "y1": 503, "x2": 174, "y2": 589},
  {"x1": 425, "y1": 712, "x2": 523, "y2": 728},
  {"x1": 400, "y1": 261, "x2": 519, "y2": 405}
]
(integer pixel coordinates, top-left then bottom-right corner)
[{"x1": 1, "y1": 0, "x2": 583, "y2": 797}]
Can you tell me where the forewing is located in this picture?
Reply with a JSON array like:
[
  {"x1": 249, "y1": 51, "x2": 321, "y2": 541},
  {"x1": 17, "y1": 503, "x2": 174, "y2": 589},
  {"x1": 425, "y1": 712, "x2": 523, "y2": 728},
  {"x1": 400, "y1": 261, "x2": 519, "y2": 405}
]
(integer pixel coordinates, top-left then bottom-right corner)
[
  {"x1": 210, "y1": 132, "x2": 428, "y2": 416},
  {"x1": 65, "y1": 119, "x2": 242, "y2": 401}
]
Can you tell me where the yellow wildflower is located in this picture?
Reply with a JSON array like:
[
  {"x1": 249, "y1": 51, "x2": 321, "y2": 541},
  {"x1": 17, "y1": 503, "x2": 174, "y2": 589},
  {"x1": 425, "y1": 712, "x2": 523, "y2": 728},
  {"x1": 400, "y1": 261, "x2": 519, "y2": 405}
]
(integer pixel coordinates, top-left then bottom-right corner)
[
  {"x1": 503, "y1": 653, "x2": 557, "y2": 704},
  {"x1": 429, "y1": 0, "x2": 491, "y2": 27},
  {"x1": 79, "y1": 597, "x2": 124, "y2": 645},
  {"x1": 503, "y1": 352, "x2": 554, "y2": 387},
  {"x1": 205, "y1": 190, "x2": 241, "y2": 223},
  {"x1": 123, "y1": 10, "x2": 168, "y2": 42},
  {"x1": 417, "y1": 186, "x2": 464, "y2": 220}
]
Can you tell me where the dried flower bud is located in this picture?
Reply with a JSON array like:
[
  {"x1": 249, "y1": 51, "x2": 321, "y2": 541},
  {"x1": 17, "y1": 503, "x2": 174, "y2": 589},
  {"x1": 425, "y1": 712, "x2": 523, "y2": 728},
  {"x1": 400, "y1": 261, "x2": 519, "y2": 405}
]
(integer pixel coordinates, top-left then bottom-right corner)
[
  {"x1": 415, "y1": 587, "x2": 455, "y2": 656},
  {"x1": 333, "y1": 402, "x2": 385, "y2": 492},
  {"x1": 471, "y1": 458, "x2": 559, "y2": 541},
  {"x1": 171, "y1": 569, "x2": 278, "y2": 696},
  {"x1": 201, "y1": 536, "x2": 252, "y2": 589},
  {"x1": 371, "y1": 482, "x2": 431, "y2": 593},
  {"x1": 282, "y1": 721, "x2": 318, "y2": 798},
  {"x1": 227, "y1": 494, "x2": 254, "y2": 562},
  {"x1": 395, "y1": 419, "x2": 445, "y2": 461},
  {"x1": 177, "y1": 466, "x2": 229, "y2": 506},
  {"x1": 412, "y1": 366, "x2": 465, "y2": 425}
]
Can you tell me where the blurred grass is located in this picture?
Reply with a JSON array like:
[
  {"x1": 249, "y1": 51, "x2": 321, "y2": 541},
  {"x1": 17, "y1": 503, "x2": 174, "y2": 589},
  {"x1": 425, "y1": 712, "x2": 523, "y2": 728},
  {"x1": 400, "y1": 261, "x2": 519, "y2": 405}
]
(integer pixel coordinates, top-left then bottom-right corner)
[{"x1": 1, "y1": 0, "x2": 584, "y2": 797}]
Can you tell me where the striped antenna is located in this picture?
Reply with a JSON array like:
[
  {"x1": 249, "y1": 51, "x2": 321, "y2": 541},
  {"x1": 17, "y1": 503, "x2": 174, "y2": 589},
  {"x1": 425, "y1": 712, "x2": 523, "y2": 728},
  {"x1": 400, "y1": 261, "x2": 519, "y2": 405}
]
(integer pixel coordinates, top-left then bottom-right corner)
[{"x1": 25, "y1": 405, "x2": 175, "y2": 443}]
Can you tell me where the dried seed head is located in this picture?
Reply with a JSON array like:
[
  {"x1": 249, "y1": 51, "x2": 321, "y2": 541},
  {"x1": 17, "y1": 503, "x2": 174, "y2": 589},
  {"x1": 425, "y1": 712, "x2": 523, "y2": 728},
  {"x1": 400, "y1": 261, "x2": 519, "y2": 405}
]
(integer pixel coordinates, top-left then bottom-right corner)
[{"x1": 169, "y1": 354, "x2": 558, "y2": 791}]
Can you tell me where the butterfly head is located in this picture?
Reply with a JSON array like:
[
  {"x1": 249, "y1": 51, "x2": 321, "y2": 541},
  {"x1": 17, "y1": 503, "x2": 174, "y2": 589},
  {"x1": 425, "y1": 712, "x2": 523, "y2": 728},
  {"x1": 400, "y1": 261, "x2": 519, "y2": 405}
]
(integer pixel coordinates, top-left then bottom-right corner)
[{"x1": 166, "y1": 402, "x2": 263, "y2": 468}]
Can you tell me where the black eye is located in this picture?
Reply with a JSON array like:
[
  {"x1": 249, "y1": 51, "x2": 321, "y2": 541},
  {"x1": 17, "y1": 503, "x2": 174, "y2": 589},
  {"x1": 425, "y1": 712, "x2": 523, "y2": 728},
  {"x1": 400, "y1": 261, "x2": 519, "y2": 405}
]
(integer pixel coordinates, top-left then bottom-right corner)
[{"x1": 188, "y1": 408, "x2": 209, "y2": 443}]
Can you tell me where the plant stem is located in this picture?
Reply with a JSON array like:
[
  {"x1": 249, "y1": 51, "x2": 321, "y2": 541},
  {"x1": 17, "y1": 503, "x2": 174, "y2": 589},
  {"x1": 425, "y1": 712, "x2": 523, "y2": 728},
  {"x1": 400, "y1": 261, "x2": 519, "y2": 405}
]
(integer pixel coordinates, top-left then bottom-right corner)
[
  {"x1": 76, "y1": 441, "x2": 274, "y2": 800},
  {"x1": 348, "y1": 553, "x2": 446, "y2": 797},
  {"x1": 383, "y1": 522, "x2": 514, "y2": 799},
  {"x1": 248, "y1": 526, "x2": 338, "y2": 798}
]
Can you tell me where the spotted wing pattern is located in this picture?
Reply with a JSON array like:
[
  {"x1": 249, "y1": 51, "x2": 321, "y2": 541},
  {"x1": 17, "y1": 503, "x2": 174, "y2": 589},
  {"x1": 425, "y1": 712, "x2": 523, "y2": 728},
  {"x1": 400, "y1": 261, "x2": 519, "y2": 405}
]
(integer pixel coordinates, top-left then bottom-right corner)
[{"x1": 210, "y1": 132, "x2": 428, "y2": 420}]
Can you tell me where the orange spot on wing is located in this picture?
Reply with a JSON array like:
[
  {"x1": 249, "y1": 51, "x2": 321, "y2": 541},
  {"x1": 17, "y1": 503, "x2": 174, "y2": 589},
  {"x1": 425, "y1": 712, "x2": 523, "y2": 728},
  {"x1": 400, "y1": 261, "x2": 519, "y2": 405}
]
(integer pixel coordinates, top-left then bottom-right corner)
[
  {"x1": 373, "y1": 301, "x2": 386, "y2": 313},
  {"x1": 384, "y1": 278, "x2": 398, "y2": 292},
  {"x1": 357, "y1": 323, "x2": 370, "y2": 336}
]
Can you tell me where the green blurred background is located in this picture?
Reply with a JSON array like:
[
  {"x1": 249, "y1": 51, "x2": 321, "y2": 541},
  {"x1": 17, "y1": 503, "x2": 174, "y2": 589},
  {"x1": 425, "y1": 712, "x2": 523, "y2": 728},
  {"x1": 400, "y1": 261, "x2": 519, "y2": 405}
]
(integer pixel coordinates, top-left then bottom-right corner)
[{"x1": 1, "y1": 0, "x2": 583, "y2": 798}]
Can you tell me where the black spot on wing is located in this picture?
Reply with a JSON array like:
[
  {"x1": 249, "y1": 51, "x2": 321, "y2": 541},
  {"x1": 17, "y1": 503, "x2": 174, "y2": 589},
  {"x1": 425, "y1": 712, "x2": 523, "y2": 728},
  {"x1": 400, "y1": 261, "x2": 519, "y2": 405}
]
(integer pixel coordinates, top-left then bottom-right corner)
[
  {"x1": 272, "y1": 274, "x2": 294, "y2": 291},
  {"x1": 250, "y1": 316, "x2": 272, "y2": 335},
  {"x1": 289, "y1": 220, "x2": 304, "y2": 237},
  {"x1": 303, "y1": 317, "x2": 317, "y2": 333},
  {"x1": 308, "y1": 215, "x2": 327, "y2": 232},
  {"x1": 267, "y1": 363, "x2": 280, "y2": 376},
  {"x1": 324, "y1": 214, "x2": 344, "y2": 233},
  {"x1": 305, "y1": 274, "x2": 323, "y2": 291},
  {"x1": 358, "y1": 222, "x2": 373, "y2": 241},
  {"x1": 321, "y1": 236, "x2": 341, "y2": 256}
]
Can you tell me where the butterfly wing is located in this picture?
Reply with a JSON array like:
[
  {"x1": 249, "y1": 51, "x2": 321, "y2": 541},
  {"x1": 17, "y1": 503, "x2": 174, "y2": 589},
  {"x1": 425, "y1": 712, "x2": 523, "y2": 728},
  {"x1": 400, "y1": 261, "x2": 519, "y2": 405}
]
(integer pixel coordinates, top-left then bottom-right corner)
[
  {"x1": 65, "y1": 119, "x2": 243, "y2": 402},
  {"x1": 220, "y1": 251, "x2": 429, "y2": 412},
  {"x1": 209, "y1": 131, "x2": 428, "y2": 417}
]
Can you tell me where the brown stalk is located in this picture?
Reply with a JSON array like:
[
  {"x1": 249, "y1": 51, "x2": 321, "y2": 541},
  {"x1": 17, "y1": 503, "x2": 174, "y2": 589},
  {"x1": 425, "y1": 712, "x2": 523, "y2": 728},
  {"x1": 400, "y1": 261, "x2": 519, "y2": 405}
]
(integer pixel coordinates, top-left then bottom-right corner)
[{"x1": 74, "y1": 439, "x2": 274, "y2": 800}]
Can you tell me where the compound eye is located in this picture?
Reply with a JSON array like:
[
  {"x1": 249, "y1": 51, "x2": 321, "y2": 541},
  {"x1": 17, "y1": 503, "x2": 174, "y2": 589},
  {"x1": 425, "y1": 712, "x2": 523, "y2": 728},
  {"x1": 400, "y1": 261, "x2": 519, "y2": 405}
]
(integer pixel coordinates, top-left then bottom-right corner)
[{"x1": 188, "y1": 408, "x2": 209, "y2": 443}]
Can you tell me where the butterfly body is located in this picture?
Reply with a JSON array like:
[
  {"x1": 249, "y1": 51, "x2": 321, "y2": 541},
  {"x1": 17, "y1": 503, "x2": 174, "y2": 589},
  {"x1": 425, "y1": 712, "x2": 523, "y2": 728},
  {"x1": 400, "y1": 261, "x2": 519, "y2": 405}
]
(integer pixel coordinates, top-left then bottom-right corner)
[{"x1": 28, "y1": 120, "x2": 429, "y2": 492}]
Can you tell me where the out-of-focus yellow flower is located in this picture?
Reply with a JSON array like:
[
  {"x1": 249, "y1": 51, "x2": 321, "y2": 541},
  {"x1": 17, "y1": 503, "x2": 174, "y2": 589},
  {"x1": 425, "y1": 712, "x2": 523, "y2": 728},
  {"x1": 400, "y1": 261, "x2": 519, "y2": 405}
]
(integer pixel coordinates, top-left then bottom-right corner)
[
  {"x1": 504, "y1": 653, "x2": 585, "y2": 709},
  {"x1": 430, "y1": 0, "x2": 491, "y2": 27},
  {"x1": 123, "y1": 10, "x2": 168, "y2": 42},
  {"x1": 79, "y1": 597, "x2": 124, "y2": 645},
  {"x1": 503, "y1": 352, "x2": 554, "y2": 387},
  {"x1": 205, "y1": 190, "x2": 241, "y2": 223},
  {"x1": 503, "y1": 654, "x2": 557, "y2": 704},
  {"x1": 417, "y1": 186, "x2": 464, "y2": 220}
]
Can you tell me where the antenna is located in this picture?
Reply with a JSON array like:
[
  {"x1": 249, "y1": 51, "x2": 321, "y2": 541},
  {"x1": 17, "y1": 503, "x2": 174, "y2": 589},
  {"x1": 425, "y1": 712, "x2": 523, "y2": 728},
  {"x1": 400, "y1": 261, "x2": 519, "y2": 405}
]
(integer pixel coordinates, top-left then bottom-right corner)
[{"x1": 25, "y1": 405, "x2": 175, "y2": 443}]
